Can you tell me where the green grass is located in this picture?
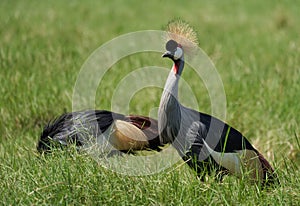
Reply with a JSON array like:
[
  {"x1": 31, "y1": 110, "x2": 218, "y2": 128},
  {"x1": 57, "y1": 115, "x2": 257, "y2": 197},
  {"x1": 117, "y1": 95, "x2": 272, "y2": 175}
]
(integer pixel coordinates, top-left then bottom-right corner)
[{"x1": 1, "y1": 0, "x2": 300, "y2": 205}]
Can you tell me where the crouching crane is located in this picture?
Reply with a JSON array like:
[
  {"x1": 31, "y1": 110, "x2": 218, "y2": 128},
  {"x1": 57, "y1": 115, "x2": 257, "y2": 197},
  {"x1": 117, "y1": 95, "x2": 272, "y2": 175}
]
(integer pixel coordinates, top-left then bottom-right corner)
[
  {"x1": 37, "y1": 110, "x2": 162, "y2": 155},
  {"x1": 158, "y1": 21, "x2": 277, "y2": 184}
]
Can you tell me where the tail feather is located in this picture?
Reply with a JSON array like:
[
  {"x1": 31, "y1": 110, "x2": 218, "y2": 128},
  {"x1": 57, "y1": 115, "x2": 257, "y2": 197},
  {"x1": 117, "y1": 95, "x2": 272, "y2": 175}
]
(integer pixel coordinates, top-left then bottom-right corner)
[{"x1": 257, "y1": 152, "x2": 278, "y2": 184}]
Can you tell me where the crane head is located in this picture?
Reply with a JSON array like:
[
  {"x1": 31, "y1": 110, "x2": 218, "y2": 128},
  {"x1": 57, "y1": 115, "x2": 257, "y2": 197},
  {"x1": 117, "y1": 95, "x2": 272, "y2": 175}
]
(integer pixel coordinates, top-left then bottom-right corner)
[{"x1": 162, "y1": 39, "x2": 183, "y2": 61}]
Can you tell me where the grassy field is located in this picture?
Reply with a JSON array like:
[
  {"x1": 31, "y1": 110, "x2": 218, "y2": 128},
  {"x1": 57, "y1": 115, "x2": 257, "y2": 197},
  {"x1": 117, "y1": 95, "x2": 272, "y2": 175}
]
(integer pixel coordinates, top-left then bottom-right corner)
[{"x1": 1, "y1": 0, "x2": 300, "y2": 205}]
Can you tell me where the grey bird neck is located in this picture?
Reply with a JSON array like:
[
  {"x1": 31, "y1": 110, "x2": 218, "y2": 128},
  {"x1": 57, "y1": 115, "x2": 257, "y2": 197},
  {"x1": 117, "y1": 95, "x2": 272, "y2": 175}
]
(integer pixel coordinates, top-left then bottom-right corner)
[
  {"x1": 158, "y1": 58, "x2": 203, "y2": 155},
  {"x1": 158, "y1": 60, "x2": 184, "y2": 144}
]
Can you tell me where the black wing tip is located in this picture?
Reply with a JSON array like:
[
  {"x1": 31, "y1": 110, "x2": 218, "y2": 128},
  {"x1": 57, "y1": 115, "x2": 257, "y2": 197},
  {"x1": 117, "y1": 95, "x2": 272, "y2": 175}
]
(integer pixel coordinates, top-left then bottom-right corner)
[{"x1": 36, "y1": 110, "x2": 121, "y2": 153}]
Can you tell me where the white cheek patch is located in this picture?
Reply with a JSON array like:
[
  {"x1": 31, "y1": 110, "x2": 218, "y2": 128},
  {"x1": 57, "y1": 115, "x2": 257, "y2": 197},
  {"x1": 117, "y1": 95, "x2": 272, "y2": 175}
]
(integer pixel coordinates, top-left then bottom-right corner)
[{"x1": 173, "y1": 47, "x2": 183, "y2": 60}]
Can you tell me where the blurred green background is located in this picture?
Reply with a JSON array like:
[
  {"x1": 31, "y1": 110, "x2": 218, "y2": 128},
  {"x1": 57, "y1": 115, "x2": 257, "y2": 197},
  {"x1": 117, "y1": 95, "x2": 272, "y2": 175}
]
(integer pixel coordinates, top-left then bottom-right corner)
[{"x1": 0, "y1": 0, "x2": 299, "y2": 205}]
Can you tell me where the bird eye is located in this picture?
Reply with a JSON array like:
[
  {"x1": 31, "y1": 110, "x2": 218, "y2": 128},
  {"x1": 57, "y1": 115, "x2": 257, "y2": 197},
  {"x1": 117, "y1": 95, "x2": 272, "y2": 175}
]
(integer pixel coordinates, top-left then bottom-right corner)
[{"x1": 166, "y1": 40, "x2": 178, "y2": 52}]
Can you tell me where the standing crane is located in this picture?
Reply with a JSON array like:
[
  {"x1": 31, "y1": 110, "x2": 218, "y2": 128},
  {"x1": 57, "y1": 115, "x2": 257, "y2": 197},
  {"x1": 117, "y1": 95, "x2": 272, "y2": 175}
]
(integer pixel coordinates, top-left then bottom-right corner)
[
  {"x1": 158, "y1": 20, "x2": 277, "y2": 184},
  {"x1": 37, "y1": 110, "x2": 162, "y2": 155}
]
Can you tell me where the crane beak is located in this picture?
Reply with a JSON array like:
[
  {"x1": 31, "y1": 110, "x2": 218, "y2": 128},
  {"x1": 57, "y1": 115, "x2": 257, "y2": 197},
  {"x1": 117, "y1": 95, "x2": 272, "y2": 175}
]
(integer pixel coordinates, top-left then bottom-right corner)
[{"x1": 162, "y1": 51, "x2": 173, "y2": 58}]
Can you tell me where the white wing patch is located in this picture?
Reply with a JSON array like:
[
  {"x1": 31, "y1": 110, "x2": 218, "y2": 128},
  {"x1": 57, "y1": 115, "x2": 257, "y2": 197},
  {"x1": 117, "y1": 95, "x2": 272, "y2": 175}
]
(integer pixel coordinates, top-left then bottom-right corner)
[
  {"x1": 203, "y1": 140, "x2": 264, "y2": 181},
  {"x1": 203, "y1": 140, "x2": 242, "y2": 175},
  {"x1": 109, "y1": 120, "x2": 149, "y2": 150},
  {"x1": 83, "y1": 120, "x2": 149, "y2": 155}
]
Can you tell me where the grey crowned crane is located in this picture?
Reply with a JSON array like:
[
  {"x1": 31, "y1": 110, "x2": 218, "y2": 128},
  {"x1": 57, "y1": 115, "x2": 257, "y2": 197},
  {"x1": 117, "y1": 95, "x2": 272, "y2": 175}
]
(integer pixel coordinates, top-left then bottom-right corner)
[
  {"x1": 37, "y1": 110, "x2": 162, "y2": 155},
  {"x1": 158, "y1": 21, "x2": 277, "y2": 184}
]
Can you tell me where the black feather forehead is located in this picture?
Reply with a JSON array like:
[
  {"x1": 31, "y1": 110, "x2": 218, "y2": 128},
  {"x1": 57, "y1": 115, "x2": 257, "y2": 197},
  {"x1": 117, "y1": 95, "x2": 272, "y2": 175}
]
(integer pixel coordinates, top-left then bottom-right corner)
[
  {"x1": 165, "y1": 19, "x2": 199, "y2": 54},
  {"x1": 165, "y1": 40, "x2": 178, "y2": 51}
]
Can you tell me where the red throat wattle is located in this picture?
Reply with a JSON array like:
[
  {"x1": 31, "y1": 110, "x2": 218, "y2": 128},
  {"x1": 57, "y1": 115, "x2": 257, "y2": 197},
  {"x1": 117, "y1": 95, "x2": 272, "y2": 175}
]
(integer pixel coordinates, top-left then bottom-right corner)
[{"x1": 173, "y1": 62, "x2": 179, "y2": 74}]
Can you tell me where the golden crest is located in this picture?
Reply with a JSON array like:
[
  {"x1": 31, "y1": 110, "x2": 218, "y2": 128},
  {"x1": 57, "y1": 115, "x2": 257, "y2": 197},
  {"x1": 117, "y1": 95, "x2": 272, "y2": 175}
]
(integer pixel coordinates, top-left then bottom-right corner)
[{"x1": 165, "y1": 19, "x2": 199, "y2": 54}]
